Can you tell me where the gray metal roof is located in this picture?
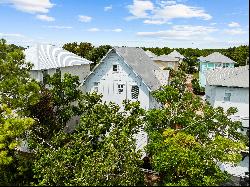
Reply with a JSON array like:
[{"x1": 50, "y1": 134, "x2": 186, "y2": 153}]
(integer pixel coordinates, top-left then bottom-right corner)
[
  {"x1": 206, "y1": 65, "x2": 249, "y2": 88},
  {"x1": 153, "y1": 54, "x2": 179, "y2": 62},
  {"x1": 114, "y1": 47, "x2": 162, "y2": 91},
  {"x1": 168, "y1": 50, "x2": 185, "y2": 59},
  {"x1": 25, "y1": 44, "x2": 93, "y2": 70},
  {"x1": 198, "y1": 52, "x2": 236, "y2": 64},
  {"x1": 145, "y1": 50, "x2": 157, "y2": 58}
]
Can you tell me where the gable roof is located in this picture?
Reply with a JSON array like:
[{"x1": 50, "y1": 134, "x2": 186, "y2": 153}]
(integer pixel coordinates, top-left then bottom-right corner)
[
  {"x1": 198, "y1": 52, "x2": 236, "y2": 64},
  {"x1": 168, "y1": 50, "x2": 185, "y2": 59},
  {"x1": 25, "y1": 44, "x2": 93, "y2": 70},
  {"x1": 84, "y1": 47, "x2": 165, "y2": 91},
  {"x1": 114, "y1": 47, "x2": 163, "y2": 91},
  {"x1": 153, "y1": 54, "x2": 179, "y2": 62},
  {"x1": 145, "y1": 50, "x2": 157, "y2": 58},
  {"x1": 206, "y1": 65, "x2": 249, "y2": 88}
]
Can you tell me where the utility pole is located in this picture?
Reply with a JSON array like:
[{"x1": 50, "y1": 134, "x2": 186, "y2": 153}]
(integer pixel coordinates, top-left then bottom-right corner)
[{"x1": 246, "y1": 57, "x2": 249, "y2": 65}]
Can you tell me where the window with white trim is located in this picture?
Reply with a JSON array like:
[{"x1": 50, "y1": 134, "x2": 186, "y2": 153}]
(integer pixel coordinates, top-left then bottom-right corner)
[
  {"x1": 118, "y1": 84, "x2": 124, "y2": 94},
  {"x1": 93, "y1": 82, "x2": 99, "y2": 92},
  {"x1": 131, "y1": 85, "x2": 139, "y2": 100},
  {"x1": 224, "y1": 92, "x2": 231, "y2": 102}
]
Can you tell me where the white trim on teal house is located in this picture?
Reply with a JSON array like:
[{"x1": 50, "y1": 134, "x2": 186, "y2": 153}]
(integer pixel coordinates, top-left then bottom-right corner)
[{"x1": 198, "y1": 52, "x2": 236, "y2": 87}]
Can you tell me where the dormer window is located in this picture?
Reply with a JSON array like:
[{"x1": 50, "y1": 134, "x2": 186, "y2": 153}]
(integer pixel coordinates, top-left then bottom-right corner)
[{"x1": 113, "y1": 65, "x2": 118, "y2": 72}]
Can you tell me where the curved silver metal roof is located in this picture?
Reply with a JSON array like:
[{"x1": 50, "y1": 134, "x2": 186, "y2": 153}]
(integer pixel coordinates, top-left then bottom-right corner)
[{"x1": 25, "y1": 44, "x2": 93, "y2": 70}]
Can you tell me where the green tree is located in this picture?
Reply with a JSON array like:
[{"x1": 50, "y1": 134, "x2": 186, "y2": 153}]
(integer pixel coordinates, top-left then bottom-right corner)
[
  {"x1": 0, "y1": 104, "x2": 35, "y2": 185},
  {"x1": 145, "y1": 81, "x2": 248, "y2": 185},
  {"x1": 28, "y1": 72, "x2": 84, "y2": 149},
  {"x1": 0, "y1": 39, "x2": 40, "y2": 112},
  {"x1": 191, "y1": 78, "x2": 205, "y2": 95},
  {"x1": 31, "y1": 94, "x2": 145, "y2": 186}
]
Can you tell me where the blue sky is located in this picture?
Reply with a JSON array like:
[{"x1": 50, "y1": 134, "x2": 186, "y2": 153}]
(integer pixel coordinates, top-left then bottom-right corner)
[{"x1": 0, "y1": 0, "x2": 249, "y2": 48}]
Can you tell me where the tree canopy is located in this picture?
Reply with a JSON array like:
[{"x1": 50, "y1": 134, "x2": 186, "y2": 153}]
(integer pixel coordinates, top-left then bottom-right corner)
[{"x1": 0, "y1": 39, "x2": 248, "y2": 186}]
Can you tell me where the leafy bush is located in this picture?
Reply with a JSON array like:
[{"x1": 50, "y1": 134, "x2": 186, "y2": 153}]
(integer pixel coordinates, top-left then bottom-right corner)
[{"x1": 191, "y1": 78, "x2": 205, "y2": 95}]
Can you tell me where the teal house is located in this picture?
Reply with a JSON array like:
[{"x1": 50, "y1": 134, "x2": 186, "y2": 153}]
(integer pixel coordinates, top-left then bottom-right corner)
[{"x1": 198, "y1": 52, "x2": 236, "y2": 87}]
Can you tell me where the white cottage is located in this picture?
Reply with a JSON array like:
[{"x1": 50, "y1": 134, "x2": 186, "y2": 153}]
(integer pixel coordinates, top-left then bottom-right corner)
[
  {"x1": 25, "y1": 44, "x2": 93, "y2": 85},
  {"x1": 205, "y1": 65, "x2": 249, "y2": 178},
  {"x1": 84, "y1": 47, "x2": 169, "y2": 110},
  {"x1": 83, "y1": 47, "x2": 169, "y2": 156}
]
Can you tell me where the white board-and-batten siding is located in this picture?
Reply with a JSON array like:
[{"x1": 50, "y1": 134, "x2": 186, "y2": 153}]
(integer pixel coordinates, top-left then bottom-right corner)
[
  {"x1": 84, "y1": 50, "x2": 157, "y2": 110},
  {"x1": 30, "y1": 64, "x2": 91, "y2": 86}
]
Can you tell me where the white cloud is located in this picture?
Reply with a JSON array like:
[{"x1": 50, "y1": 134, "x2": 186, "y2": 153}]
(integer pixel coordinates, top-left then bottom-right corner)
[
  {"x1": 112, "y1": 28, "x2": 123, "y2": 32},
  {"x1": 47, "y1": 25, "x2": 72, "y2": 29},
  {"x1": 157, "y1": 0, "x2": 177, "y2": 6},
  {"x1": 210, "y1": 22, "x2": 217, "y2": 25},
  {"x1": 137, "y1": 25, "x2": 217, "y2": 40},
  {"x1": 78, "y1": 15, "x2": 92, "y2": 22},
  {"x1": 0, "y1": 32, "x2": 24, "y2": 37},
  {"x1": 144, "y1": 19, "x2": 165, "y2": 24},
  {"x1": 87, "y1": 28, "x2": 100, "y2": 32},
  {"x1": 4, "y1": 0, "x2": 54, "y2": 14},
  {"x1": 127, "y1": 0, "x2": 154, "y2": 19},
  {"x1": 127, "y1": 0, "x2": 212, "y2": 24},
  {"x1": 36, "y1": 14, "x2": 55, "y2": 21},
  {"x1": 104, "y1": 5, "x2": 112, "y2": 11},
  {"x1": 228, "y1": 22, "x2": 241, "y2": 28},
  {"x1": 224, "y1": 28, "x2": 247, "y2": 35}
]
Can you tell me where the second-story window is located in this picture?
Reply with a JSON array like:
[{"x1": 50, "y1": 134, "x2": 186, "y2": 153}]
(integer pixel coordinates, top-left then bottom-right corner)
[
  {"x1": 93, "y1": 82, "x2": 99, "y2": 92},
  {"x1": 224, "y1": 92, "x2": 231, "y2": 102},
  {"x1": 113, "y1": 65, "x2": 118, "y2": 72},
  {"x1": 118, "y1": 84, "x2": 124, "y2": 94}
]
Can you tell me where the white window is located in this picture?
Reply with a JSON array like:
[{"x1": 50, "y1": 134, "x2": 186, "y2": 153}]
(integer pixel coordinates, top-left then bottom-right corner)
[
  {"x1": 215, "y1": 63, "x2": 222, "y2": 68},
  {"x1": 113, "y1": 65, "x2": 118, "y2": 72},
  {"x1": 93, "y1": 82, "x2": 99, "y2": 92},
  {"x1": 223, "y1": 63, "x2": 229, "y2": 68},
  {"x1": 131, "y1": 85, "x2": 139, "y2": 100},
  {"x1": 118, "y1": 84, "x2": 124, "y2": 94},
  {"x1": 224, "y1": 92, "x2": 231, "y2": 102}
]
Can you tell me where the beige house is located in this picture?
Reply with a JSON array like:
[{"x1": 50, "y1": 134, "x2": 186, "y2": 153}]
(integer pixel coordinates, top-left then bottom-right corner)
[{"x1": 145, "y1": 50, "x2": 185, "y2": 71}]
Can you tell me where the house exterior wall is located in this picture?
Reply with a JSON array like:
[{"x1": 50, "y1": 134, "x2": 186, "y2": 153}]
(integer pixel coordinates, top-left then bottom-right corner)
[
  {"x1": 154, "y1": 60, "x2": 179, "y2": 71},
  {"x1": 206, "y1": 86, "x2": 249, "y2": 118},
  {"x1": 84, "y1": 50, "x2": 155, "y2": 110},
  {"x1": 205, "y1": 85, "x2": 249, "y2": 177},
  {"x1": 84, "y1": 50, "x2": 161, "y2": 157},
  {"x1": 30, "y1": 64, "x2": 91, "y2": 85},
  {"x1": 199, "y1": 61, "x2": 234, "y2": 87}
]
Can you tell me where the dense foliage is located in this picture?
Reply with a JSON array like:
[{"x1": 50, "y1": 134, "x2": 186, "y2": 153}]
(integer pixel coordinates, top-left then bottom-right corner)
[
  {"x1": 143, "y1": 45, "x2": 249, "y2": 67},
  {"x1": 191, "y1": 78, "x2": 205, "y2": 95},
  {"x1": 0, "y1": 39, "x2": 248, "y2": 186},
  {"x1": 31, "y1": 96, "x2": 145, "y2": 186},
  {"x1": 145, "y1": 70, "x2": 248, "y2": 186},
  {"x1": 0, "y1": 39, "x2": 40, "y2": 112}
]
